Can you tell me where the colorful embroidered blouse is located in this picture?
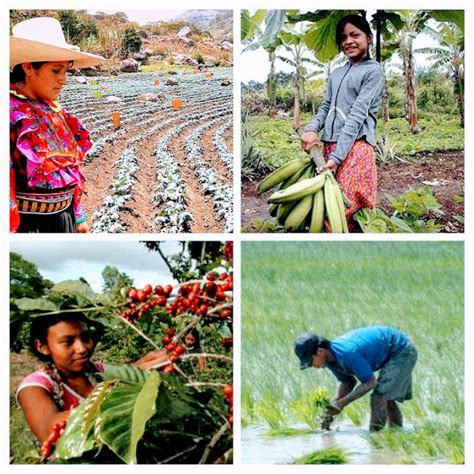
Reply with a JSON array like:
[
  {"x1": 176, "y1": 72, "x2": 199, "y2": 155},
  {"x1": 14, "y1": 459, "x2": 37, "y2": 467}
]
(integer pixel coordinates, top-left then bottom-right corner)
[
  {"x1": 16, "y1": 362, "x2": 107, "y2": 410},
  {"x1": 10, "y1": 84, "x2": 92, "y2": 232}
]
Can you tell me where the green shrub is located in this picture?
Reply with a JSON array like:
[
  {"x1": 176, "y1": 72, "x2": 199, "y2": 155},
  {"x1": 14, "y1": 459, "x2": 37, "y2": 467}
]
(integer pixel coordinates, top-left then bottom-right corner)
[
  {"x1": 122, "y1": 27, "x2": 142, "y2": 53},
  {"x1": 58, "y1": 10, "x2": 98, "y2": 45},
  {"x1": 192, "y1": 52, "x2": 205, "y2": 64},
  {"x1": 354, "y1": 186, "x2": 444, "y2": 233}
]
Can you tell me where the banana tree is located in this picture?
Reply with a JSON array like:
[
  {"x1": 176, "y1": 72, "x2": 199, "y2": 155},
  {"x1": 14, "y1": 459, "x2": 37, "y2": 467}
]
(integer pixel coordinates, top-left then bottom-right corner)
[
  {"x1": 277, "y1": 24, "x2": 320, "y2": 127},
  {"x1": 367, "y1": 9, "x2": 463, "y2": 126},
  {"x1": 394, "y1": 11, "x2": 432, "y2": 132},
  {"x1": 242, "y1": 10, "x2": 287, "y2": 118},
  {"x1": 417, "y1": 22, "x2": 464, "y2": 126}
]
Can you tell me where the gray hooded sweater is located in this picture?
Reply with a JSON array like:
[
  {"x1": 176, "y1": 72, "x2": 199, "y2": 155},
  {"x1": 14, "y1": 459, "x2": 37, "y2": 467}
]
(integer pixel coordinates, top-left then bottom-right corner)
[{"x1": 304, "y1": 59, "x2": 384, "y2": 165}]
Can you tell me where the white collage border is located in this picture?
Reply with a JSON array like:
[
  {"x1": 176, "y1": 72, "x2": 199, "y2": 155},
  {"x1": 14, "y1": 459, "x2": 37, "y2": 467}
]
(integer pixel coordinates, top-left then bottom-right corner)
[{"x1": 1, "y1": 0, "x2": 471, "y2": 472}]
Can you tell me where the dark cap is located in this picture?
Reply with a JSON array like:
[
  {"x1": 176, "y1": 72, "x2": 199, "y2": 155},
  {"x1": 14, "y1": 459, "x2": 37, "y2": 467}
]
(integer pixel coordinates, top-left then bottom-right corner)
[{"x1": 294, "y1": 332, "x2": 321, "y2": 370}]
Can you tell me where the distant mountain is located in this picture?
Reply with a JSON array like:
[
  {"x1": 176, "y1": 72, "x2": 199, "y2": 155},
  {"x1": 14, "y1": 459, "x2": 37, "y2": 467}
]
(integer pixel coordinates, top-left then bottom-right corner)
[{"x1": 175, "y1": 10, "x2": 232, "y2": 38}]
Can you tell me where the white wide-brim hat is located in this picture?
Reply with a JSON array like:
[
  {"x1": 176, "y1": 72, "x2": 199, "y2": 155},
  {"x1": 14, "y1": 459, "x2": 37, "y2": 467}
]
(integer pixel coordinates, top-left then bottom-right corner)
[{"x1": 10, "y1": 17, "x2": 105, "y2": 68}]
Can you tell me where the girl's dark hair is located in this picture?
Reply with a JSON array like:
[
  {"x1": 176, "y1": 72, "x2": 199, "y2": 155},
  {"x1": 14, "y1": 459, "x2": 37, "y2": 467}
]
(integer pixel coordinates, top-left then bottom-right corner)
[
  {"x1": 335, "y1": 14, "x2": 373, "y2": 60},
  {"x1": 30, "y1": 312, "x2": 94, "y2": 362},
  {"x1": 10, "y1": 62, "x2": 46, "y2": 84}
]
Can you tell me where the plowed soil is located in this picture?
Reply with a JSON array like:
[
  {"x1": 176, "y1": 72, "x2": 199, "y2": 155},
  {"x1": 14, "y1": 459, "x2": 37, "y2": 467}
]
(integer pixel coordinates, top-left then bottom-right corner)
[{"x1": 63, "y1": 69, "x2": 232, "y2": 233}]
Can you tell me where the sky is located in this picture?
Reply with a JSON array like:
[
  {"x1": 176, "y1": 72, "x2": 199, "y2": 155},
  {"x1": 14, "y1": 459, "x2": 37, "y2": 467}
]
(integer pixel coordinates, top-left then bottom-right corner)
[
  {"x1": 10, "y1": 241, "x2": 184, "y2": 292},
  {"x1": 87, "y1": 10, "x2": 187, "y2": 25}
]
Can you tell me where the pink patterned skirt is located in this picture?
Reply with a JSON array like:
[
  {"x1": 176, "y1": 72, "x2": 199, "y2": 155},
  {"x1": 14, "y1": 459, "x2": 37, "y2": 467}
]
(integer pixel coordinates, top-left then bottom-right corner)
[{"x1": 323, "y1": 140, "x2": 377, "y2": 232}]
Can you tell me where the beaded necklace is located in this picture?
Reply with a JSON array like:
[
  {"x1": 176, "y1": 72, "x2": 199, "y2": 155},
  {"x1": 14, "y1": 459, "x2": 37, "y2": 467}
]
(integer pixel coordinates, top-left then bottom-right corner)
[{"x1": 44, "y1": 361, "x2": 99, "y2": 409}]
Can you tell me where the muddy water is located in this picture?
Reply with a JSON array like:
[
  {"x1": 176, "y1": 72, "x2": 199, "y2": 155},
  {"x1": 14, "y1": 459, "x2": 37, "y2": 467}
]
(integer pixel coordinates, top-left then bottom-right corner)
[{"x1": 241, "y1": 420, "x2": 411, "y2": 464}]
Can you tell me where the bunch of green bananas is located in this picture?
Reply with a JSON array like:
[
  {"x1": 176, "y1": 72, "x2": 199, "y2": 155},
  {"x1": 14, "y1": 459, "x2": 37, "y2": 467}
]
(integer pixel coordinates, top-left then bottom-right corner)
[{"x1": 257, "y1": 158, "x2": 350, "y2": 233}]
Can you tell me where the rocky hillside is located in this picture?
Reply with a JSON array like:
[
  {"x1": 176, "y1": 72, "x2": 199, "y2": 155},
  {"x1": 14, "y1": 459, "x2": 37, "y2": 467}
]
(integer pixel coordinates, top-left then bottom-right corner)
[
  {"x1": 174, "y1": 10, "x2": 232, "y2": 39},
  {"x1": 10, "y1": 9, "x2": 233, "y2": 71}
]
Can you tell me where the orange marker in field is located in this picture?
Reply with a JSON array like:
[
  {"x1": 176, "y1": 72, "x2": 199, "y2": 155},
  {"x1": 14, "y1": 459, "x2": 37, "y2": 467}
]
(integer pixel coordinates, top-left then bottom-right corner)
[
  {"x1": 206, "y1": 72, "x2": 213, "y2": 78},
  {"x1": 172, "y1": 99, "x2": 183, "y2": 109},
  {"x1": 193, "y1": 69, "x2": 199, "y2": 74},
  {"x1": 154, "y1": 79, "x2": 160, "y2": 86},
  {"x1": 112, "y1": 111, "x2": 121, "y2": 128}
]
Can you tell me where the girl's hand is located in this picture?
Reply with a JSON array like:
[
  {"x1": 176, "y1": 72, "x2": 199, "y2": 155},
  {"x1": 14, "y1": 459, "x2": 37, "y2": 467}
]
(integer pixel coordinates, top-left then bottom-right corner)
[
  {"x1": 320, "y1": 159, "x2": 338, "y2": 174},
  {"x1": 76, "y1": 222, "x2": 90, "y2": 233},
  {"x1": 301, "y1": 131, "x2": 322, "y2": 153},
  {"x1": 135, "y1": 350, "x2": 169, "y2": 370}
]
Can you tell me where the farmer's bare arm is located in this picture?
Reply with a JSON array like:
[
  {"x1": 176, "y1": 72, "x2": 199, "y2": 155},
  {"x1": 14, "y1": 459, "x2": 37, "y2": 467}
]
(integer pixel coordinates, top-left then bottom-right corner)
[
  {"x1": 332, "y1": 378, "x2": 357, "y2": 403},
  {"x1": 18, "y1": 387, "x2": 70, "y2": 443},
  {"x1": 334, "y1": 376, "x2": 377, "y2": 410}
]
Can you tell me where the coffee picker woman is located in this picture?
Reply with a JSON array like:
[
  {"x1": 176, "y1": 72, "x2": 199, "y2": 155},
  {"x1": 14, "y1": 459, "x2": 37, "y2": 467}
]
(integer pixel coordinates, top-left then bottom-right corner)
[
  {"x1": 16, "y1": 312, "x2": 168, "y2": 452},
  {"x1": 10, "y1": 17, "x2": 105, "y2": 233}
]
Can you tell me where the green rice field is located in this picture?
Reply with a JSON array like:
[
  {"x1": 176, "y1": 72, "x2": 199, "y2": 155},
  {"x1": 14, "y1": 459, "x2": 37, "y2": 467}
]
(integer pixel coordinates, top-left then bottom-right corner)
[{"x1": 241, "y1": 241, "x2": 464, "y2": 464}]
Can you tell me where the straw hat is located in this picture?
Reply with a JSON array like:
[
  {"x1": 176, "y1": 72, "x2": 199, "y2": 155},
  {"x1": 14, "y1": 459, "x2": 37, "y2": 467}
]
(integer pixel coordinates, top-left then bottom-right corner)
[{"x1": 10, "y1": 17, "x2": 105, "y2": 68}]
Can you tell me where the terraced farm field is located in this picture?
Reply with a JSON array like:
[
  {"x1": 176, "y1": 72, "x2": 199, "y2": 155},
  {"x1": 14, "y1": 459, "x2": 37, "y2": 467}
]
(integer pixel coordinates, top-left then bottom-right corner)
[{"x1": 60, "y1": 68, "x2": 233, "y2": 233}]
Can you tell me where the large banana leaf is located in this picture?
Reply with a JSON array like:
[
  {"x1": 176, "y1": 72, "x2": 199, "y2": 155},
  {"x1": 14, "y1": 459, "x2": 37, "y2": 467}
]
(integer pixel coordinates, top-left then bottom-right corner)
[
  {"x1": 98, "y1": 369, "x2": 161, "y2": 463},
  {"x1": 303, "y1": 13, "x2": 347, "y2": 62},
  {"x1": 241, "y1": 10, "x2": 251, "y2": 41},
  {"x1": 426, "y1": 10, "x2": 464, "y2": 32},
  {"x1": 241, "y1": 9, "x2": 266, "y2": 42},
  {"x1": 382, "y1": 11, "x2": 405, "y2": 32},
  {"x1": 261, "y1": 10, "x2": 287, "y2": 49}
]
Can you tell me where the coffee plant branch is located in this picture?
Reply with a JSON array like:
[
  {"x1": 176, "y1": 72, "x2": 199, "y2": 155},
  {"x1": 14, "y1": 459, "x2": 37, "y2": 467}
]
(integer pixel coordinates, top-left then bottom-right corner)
[{"x1": 199, "y1": 421, "x2": 230, "y2": 464}]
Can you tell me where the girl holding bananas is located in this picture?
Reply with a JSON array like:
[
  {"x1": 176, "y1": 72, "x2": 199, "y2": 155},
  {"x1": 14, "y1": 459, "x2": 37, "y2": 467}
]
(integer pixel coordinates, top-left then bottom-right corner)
[{"x1": 300, "y1": 14, "x2": 384, "y2": 231}]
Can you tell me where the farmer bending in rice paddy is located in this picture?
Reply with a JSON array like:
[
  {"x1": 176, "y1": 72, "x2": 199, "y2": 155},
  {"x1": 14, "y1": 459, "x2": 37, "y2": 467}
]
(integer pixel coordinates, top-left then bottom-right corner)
[
  {"x1": 300, "y1": 14, "x2": 384, "y2": 231},
  {"x1": 10, "y1": 17, "x2": 105, "y2": 233},
  {"x1": 294, "y1": 325, "x2": 418, "y2": 431},
  {"x1": 16, "y1": 312, "x2": 168, "y2": 445}
]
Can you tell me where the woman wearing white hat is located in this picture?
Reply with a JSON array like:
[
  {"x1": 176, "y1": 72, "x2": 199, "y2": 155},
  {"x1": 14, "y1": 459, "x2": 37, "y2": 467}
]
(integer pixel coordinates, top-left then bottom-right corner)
[{"x1": 10, "y1": 17, "x2": 105, "y2": 233}]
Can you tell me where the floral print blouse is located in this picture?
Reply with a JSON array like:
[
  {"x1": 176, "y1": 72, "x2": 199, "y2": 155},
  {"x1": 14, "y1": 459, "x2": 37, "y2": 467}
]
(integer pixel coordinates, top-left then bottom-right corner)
[{"x1": 10, "y1": 84, "x2": 91, "y2": 231}]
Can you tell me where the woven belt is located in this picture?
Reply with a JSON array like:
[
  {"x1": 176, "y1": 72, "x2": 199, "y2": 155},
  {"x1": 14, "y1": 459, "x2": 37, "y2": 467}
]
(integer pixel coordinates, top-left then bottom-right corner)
[{"x1": 17, "y1": 189, "x2": 74, "y2": 215}]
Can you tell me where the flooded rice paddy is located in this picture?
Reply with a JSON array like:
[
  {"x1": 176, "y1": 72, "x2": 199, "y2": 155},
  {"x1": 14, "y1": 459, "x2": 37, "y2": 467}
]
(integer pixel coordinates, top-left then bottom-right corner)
[{"x1": 241, "y1": 421, "x2": 446, "y2": 464}]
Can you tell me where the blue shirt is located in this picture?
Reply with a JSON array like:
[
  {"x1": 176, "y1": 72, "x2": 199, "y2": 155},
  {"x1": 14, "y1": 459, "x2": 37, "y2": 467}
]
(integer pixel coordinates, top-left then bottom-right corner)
[{"x1": 326, "y1": 326, "x2": 409, "y2": 384}]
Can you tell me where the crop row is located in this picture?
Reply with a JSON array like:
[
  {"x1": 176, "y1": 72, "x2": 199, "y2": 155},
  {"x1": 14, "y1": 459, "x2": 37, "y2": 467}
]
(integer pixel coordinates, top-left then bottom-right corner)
[
  {"x1": 62, "y1": 69, "x2": 232, "y2": 118},
  {"x1": 184, "y1": 113, "x2": 233, "y2": 233},
  {"x1": 91, "y1": 107, "x2": 230, "y2": 232},
  {"x1": 153, "y1": 121, "x2": 194, "y2": 233},
  {"x1": 212, "y1": 120, "x2": 233, "y2": 170},
  {"x1": 91, "y1": 144, "x2": 140, "y2": 233},
  {"x1": 86, "y1": 102, "x2": 231, "y2": 161}
]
